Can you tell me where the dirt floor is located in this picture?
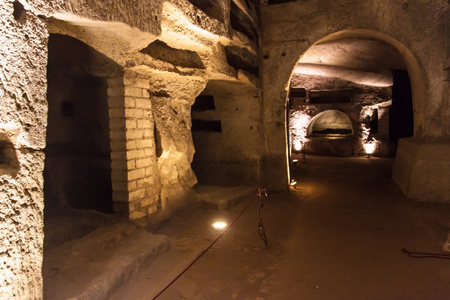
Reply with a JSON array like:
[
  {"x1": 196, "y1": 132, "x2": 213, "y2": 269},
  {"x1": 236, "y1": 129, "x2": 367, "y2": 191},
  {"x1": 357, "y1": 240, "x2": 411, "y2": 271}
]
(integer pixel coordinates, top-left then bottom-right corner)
[{"x1": 108, "y1": 156, "x2": 450, "y2": 300}]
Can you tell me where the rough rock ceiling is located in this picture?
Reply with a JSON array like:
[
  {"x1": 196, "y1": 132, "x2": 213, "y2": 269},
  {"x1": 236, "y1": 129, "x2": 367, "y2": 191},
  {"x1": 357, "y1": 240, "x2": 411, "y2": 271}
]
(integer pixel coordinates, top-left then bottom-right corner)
[{"x1": 294, "y1": 38, "x2": 406, "y2": 86}]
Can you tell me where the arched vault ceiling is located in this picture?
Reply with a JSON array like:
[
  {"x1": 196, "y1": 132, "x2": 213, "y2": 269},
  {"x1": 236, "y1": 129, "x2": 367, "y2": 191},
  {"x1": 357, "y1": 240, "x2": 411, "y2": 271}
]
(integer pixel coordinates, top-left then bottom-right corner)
[
  {"x1": 299, "y1": 38, "x2": 406, "y2": 72},
  {"x1": 295, "y1": 38, "x2": 407, "y2": 86}
]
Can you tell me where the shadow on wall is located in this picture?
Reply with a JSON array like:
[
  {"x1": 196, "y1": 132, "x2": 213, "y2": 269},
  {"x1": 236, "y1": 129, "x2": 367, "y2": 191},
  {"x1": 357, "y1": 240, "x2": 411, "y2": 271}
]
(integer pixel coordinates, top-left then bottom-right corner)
[
  {"x1": 191, "y1": 81, "x2": 262, "y2": 186},
  {"x1": 44, "y1": 34, "x2": 121, "y2": 218}
]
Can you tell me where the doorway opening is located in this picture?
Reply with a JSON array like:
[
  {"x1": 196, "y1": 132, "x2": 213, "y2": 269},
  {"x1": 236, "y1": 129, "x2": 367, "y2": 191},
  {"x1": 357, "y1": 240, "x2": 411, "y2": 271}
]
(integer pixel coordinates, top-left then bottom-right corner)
[
  {"x1": 44, "y1": 34, "x2": 121, "y2": 250},
  {"x1": 287, "y1": 35, "x2": 415, "y2": 182},
  {"x1": 191, "y1": 81, "x2": 261, "y2": 186}
]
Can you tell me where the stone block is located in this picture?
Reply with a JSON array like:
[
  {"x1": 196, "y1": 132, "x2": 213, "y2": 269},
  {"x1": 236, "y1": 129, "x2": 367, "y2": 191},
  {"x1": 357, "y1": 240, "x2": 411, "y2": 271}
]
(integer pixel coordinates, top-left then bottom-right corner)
[
  {"x1": 142, "y1": 89, "x2": 151, "y2": 98},
  {"x1": 137, "y1": 119, "x2": 152, "y2": 129},
  {"x1": 111, "y1": 140, "x2": 126, "y2": 151},
  {"x1": 109, "y1": 108, "x2": 124, "y2": 118},
  {"x1": 109, "y1": 130, "x2": 126, "y2": 141},
  {"x1": 147, "y1": 205, "x2": 158, "y2": 215},
  {"x1": 128, "y1": 180, "x2": 137, "y2": 191},
  {"x1": 136, "y1": 139, "x2": 153, "y2": 149},
  {"x1": 109, "y1": 118, "x2": 126, "y2": 130},
  {"x1": 127, "y1": 159, "x2": 136, "y2": 170},
  {"x1": 128, "y1": 149, "x2": 145, "y2": 159},
  {"x1": 111, "y1": 151, "x2": 126, "y2": 161},
  {"x1": 125, "y1": 119, "x2": 137, "y2": 129},
  {"x1": 144, "y1": 129, "x2": 154, "y2": 139},
  {"x1": 136, "y1": 98, "x2": 151, "y2": 109},
  {"x1": 107, "y1": 87, "x2": 125, "y2": 97},
  {"x1": 129, "y1": 188, "x2": 146, "y2": 201},
  {"x1": 137, "y1": 177, "x2": 155, "y2": 186},
  {"x1": 393, "y1": 138, "x2": 450, "y2": 202},
  {"x1": 107, "y1": 77, "x2": 124, "y2": 87},
  {"x1": 124, "y1": 86, "x2": 143, "y2": 97},
  {"x1": 111, "y1": 159, "x2": 127, "y2": 170},
  {"x1": 145, "y1": 167, "x2": 153, "y2": 176},
  {"x1": 129, "y1": 210, "x2": 146, "y2": 220},
  {"x1": 135, "y1": 79, "x2": 150, "y2": 89},
  {"x1": 140, "y1": 196, "x2": 157, "y2": 208},
  {"x1": 124, "y1": 97, "x2": 136, "y2": 108},
  {"x1": 136, "y1": 157, "x2": 153, "y2": 168},
  {"x1": 144, "y1": 148, "x2": 156, "y2": 157},
  {"x1": 108, "y1": 97, "x2": 124, "y2": 108},
  {"x1": 129, "y1": 168, "x2": 146, "y2": 180},
  {"x1": 126, "y1": 140, "x2": 137, "y2": 150},
  {"x1": 126, "y1": 130, "x2": 145, "y2": 140},
  {"x1": 125, "y1": 108, "x2": 144, "y2": 118}
]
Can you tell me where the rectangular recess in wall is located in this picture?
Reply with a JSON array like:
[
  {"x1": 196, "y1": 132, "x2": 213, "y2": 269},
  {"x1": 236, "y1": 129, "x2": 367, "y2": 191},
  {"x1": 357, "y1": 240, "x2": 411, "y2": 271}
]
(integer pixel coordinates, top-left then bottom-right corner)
[
  {"x1": 187, "y1": 0, "x2": 224, "y2": 22},
  {"x1": 230, "y1": 2, "x2": 258, "y2": 44},
  {"x1": 192, "y1": 119, "x2": 222, "y2": 132},
  {"x1": 309, "y1": 90, "x2": 352, "y2": 104},
  {"x1": 192, "y1": 95, "x2": 216, "y2": 111},
  {"x1": 289, "y1": 88, "x2": 306, "y2": 98},
  {"x1": 268, "y1": 0, "x2": 297, "y2": 4}
]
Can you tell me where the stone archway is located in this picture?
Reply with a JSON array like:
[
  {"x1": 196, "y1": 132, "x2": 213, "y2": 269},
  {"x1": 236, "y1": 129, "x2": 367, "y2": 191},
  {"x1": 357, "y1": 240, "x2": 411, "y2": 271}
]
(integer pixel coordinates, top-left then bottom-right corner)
[{"x1": 261, "y1": 29, "x2": 426, "y2": 190}]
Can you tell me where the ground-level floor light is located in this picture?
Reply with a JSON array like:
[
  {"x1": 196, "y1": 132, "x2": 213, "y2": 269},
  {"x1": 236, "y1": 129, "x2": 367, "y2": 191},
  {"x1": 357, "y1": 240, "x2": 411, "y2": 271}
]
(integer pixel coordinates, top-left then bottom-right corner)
[
  {"x1": 293, "y1": 139, "x2": 303, "y2": 152},
  {"x1": 212, "y1": 221, "x2": 227, "y2": 230},
  {"x1": 364, "y1": 142, "x2": 376, "y2": 158},
  {"x1": 290, "y1": 179, "x2": 298, "y2": 189}
]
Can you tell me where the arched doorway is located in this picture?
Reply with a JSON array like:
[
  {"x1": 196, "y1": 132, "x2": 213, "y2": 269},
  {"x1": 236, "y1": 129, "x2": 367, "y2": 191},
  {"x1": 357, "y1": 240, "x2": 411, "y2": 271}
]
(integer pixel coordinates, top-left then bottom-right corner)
[
  {"x1": 44, "y1": 34, "x2": 122, "y2": 250},
  {"x1": 285, "y1": 30, "x2": 422, "y2": 181}
]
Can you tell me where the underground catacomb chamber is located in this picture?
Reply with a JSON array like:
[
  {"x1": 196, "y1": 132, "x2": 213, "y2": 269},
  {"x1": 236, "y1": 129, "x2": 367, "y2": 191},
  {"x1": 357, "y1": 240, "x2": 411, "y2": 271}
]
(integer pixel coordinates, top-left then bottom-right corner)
[
  {"x1": 191, "y1": 81, "x2": 262, "y2": 186},
  {"x1": 307, "y1": 110, "x2": 353, "y2": 137},
  {"x1": 287, "y1": 37, "x2": 413, "y2": 158},
  {"x1": 44, "y1": 34, "x2": 121, "y2": 218}
]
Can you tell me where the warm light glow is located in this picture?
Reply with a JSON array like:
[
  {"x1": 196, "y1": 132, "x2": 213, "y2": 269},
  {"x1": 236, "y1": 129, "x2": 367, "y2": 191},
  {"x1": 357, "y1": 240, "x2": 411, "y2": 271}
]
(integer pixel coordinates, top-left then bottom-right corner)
[
  {"x1": 293, "y1": 159, "x2": 298, "y2": 163},
  {"x1": 293, "y1": 140, "x2": 302, "y2": 151},
  {"x1": 364, "y1": 143, "x2": 376, "y2": 154},
  {"x1": 212, "y1": 222, "x2": 227, "y2": 230},
  {"x1": 290, "y1": 180, "x2": 297, "y2": 186}
]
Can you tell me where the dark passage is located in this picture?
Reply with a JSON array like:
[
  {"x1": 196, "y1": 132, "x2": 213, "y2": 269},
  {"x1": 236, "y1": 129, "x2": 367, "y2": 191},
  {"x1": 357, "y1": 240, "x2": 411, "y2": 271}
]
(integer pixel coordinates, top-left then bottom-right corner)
[
  {"x1": 44, "y1": 34, "x2": 114, "y2": 216},
  {"x1": 390, "y1": 70, "x2": 414, "y2": 144}
]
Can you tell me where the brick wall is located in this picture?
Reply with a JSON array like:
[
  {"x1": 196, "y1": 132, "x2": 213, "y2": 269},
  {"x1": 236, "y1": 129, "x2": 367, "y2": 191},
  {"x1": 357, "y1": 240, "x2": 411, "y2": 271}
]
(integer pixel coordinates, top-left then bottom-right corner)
[{"x1": 107, "y1": 72, "x2": 160, "y2": 220}]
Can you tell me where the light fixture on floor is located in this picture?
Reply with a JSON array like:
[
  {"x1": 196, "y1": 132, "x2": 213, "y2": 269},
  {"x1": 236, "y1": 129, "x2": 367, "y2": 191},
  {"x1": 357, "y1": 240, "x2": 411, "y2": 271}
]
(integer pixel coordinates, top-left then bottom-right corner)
[
  {"x1": 293, "y1": 139, "x2": 302, "y2": 152},
  {"x1": 212, "y1": 221, "x2": 227, "y2": 230},
  {"x1": 364, "y1": 142, "x2": 376, "y2": 158},
  {"x1": 290, "y1": 179, "x2": 297, "y2": 189}
]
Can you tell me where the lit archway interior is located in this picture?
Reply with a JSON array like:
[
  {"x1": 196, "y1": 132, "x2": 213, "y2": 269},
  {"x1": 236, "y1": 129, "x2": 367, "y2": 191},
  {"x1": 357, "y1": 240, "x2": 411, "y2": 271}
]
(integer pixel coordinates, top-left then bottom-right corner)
[
  {"x1": 307, "y1": 110, "x2": 353, "y2": 137},
  {"x1": 287, "y1": 37, "x2": 414, "y2": 160}
]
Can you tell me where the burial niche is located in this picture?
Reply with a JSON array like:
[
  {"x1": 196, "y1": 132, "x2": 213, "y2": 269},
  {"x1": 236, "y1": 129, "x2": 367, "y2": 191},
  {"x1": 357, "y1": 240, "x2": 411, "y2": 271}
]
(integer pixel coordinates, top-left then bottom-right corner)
[{"x1": 307, "y1": 110, "x2": 353, "y2": 138}]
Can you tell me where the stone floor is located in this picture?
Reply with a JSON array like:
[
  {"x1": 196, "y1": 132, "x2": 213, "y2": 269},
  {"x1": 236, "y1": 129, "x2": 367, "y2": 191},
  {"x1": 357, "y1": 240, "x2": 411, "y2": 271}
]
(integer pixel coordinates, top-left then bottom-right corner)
[{"x1": 107, "y1": 155, "x2": 450, "y2": 300}]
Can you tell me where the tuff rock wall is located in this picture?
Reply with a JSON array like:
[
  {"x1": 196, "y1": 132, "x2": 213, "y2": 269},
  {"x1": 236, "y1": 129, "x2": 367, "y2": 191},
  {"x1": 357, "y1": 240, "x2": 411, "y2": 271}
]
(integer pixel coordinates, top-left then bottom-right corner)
[
  {"x1": 260, "y1": 0, "x2": 450, "y2": 198},
  {"x1": 0, "y1": 1, "x2": 48, "y2": 298},
  {"x1": 0, "y1": 0, "x2": 262, "y2": 297},
  {"x1": 288, "y1": 74, "x2": 392, "y2": 157}
]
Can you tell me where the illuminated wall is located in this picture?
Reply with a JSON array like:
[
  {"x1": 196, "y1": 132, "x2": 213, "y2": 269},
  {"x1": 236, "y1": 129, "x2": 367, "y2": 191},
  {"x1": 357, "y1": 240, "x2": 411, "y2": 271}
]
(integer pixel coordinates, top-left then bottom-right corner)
[
  {"x1": 288, "y1": 74, "x2": 392, "y2": 157},
  {"x1": 0, "y1": 0, "x2": 262, "y2": 297},
  {"x1": 0, "y1": 1, "x2": 48, "y2": 298},
  {"x1": 261, "y1": 1, "x2": 449, "y2": 192}
]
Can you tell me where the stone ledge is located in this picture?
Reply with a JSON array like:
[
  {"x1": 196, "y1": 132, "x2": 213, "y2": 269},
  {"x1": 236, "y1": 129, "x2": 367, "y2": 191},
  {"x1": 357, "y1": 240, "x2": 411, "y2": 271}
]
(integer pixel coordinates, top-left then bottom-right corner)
[
  {"x1": 393, "y1": 137, "x2": 450, "y2": 202},
  {"x1": 43, "y1": 222, "x2": 170, "y2": 300}
]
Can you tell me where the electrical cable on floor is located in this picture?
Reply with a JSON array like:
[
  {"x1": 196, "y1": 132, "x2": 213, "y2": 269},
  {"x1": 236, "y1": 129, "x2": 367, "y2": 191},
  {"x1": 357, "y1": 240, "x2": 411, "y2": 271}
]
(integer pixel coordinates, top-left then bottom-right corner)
[
  {"x1": 401, "y1": 248, "x2": 450, "y2": 260},
  {"x1": 257, "y1": 187, "x2": 268, "y2": 248},
  {"x1": 152, "y1": 190, "x2": 259, "y2": 300}
]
